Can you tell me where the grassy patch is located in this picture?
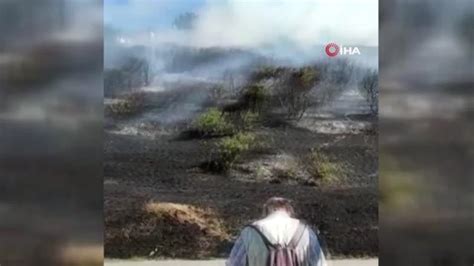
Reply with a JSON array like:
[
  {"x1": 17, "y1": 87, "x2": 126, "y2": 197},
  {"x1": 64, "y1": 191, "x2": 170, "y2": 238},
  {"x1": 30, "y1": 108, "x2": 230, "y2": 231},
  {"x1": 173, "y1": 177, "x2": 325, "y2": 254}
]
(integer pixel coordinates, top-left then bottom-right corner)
[
  {"x1": 192, "y1": 108, "x2": 235, "y2": 137},
  {"x1": 216, "y1": 132, "x2": 256, "y2": 171},
  {"x1": 105, "y1": 199, "x2": 229, "y2": 259},
  {"x1": 306, "y1": 149, "x2": 343, "y2": 184},
  {"x1": 273, "y1": 163, "x2": 299, "y2": 180},
  {"x1": 202, "y1": 132, "x2": 259, "y2": 172}
]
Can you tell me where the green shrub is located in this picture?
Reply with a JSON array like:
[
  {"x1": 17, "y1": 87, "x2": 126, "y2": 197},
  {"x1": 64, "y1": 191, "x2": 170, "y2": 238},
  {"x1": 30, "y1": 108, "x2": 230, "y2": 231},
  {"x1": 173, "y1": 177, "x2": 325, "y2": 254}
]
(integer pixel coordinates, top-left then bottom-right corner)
[
  {"x1": 193, "y1": 108, "x2": 234, "y2": 137},
  {"x1": 216, "y1": 132, "x2": 256, "y2": 170},
  {"x1": 307, "y1": 149, "x2": 342, "y2": 184}
]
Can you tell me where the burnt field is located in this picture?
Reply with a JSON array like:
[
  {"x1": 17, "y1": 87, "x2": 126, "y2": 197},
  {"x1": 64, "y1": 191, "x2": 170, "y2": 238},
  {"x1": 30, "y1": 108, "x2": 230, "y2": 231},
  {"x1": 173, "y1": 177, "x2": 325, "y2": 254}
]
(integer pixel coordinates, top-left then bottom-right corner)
[{"x1": 104, "y1": 63, "x2": 378, "y2": 259}]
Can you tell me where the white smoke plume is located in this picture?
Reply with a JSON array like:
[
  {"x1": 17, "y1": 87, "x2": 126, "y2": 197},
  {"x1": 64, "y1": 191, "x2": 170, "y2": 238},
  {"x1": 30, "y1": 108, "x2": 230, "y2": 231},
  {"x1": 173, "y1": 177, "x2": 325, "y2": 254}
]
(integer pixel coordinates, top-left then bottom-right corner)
[{"x1": 106, "y1": 0, "x2": 378, "y2": 49}]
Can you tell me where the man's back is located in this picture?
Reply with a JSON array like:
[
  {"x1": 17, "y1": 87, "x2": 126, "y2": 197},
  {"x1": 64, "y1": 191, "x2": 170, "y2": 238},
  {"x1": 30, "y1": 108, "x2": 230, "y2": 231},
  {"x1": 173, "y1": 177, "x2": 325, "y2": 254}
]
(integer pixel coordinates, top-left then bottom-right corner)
[
  {"x1": 253, "y1": 210, "x2": 300, "y2": 246},
  {"x1": 227, "y1": 210, "x2": 327, "y2": 266}
]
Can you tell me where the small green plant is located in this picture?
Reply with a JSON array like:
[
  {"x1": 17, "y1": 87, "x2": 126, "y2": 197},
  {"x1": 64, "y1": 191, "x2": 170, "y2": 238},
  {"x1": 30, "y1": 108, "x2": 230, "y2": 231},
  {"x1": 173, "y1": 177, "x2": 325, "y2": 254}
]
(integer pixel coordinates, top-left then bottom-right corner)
[
  {"x1": 220, "y1": 84, "x2": 268, "y2": 121},
  {"x1": 193, "y1": 108, "x2": 234, "y2": 137},
  {"x1": 307, "y1": 149, "x2": 342, "y2": 184},
  {"x1": 216, "y1": 132, "x2": 256, "y2": 170}
]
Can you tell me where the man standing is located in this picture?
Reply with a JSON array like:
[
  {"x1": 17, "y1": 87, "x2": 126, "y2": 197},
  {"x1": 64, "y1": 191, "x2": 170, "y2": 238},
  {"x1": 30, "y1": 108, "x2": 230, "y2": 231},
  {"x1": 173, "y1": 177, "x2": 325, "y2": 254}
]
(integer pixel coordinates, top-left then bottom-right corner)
[{"x1": 227, "y1": 197, "x2": 327, "y2": 266}]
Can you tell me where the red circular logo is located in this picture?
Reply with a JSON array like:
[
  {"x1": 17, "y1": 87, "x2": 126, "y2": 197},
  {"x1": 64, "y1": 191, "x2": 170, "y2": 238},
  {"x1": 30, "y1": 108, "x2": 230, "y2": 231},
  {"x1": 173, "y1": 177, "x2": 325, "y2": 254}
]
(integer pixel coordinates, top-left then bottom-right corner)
[{"x1": 325, "y1": 43, "x2": 340, "y2": 57}]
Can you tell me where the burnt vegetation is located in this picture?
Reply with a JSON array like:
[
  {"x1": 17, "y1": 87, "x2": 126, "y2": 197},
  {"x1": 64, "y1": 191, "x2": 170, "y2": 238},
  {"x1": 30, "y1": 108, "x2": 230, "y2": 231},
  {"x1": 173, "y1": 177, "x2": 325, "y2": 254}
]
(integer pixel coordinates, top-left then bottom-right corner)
[
  {"x1": 104, "y1": 44, "x2": 378, "y2": 259},
  {"x1": 104, "y1": 56, "x2": 150, "y2": 97}
]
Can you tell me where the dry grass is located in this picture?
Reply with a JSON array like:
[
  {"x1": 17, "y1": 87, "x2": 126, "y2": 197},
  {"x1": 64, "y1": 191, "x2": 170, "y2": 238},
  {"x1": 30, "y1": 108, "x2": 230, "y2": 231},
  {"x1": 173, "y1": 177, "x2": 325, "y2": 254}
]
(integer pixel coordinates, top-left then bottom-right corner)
[
  {"x1": 144, "y1": 202, "x2": 229, "y2": 240},
  {"x1": 270, "y1": 154, "x2": 301, "y2": 180},
  {"x1": 105, "y1": 92, "x2": 145, "y2": 117},
  {"x1": 105, "y1": 198, "x2": 230, "y2": 258},
  {"x1": 307, "y1": 149, "x2": 344, "y2": 184}
]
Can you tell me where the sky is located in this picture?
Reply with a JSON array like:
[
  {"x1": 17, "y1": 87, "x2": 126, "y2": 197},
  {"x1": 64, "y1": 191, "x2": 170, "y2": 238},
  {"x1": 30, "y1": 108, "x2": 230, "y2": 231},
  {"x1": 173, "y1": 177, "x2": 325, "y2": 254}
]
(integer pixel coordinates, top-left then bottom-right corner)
[
  {"x1": 104, "y1": 0, "x2": 378, "y2": 48},
  {"x1": 104, "y1": 0, "x2": 205, "y2": 31}
]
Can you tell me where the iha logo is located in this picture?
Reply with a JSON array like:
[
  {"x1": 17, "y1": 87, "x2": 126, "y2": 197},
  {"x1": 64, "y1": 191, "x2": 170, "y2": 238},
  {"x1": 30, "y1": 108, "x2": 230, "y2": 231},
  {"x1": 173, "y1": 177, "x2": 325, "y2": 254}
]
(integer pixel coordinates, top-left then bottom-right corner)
[{"x1": 325, "y1": 43, "x2": 361, "y2": 57}]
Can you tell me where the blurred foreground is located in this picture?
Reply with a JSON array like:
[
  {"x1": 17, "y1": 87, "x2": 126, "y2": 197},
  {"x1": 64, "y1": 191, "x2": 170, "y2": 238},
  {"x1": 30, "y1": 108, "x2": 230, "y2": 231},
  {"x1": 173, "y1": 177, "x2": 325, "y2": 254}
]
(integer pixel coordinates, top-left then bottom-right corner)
[
  {"x1": 105, "y1": 259, "x2": 378, "y2": 266},
  {"x1": 0, "y1": 0, "x2": 103, "y2": 265},
  {"x1": 379, "y1": 0, "x2": 473, "y2": 265}
]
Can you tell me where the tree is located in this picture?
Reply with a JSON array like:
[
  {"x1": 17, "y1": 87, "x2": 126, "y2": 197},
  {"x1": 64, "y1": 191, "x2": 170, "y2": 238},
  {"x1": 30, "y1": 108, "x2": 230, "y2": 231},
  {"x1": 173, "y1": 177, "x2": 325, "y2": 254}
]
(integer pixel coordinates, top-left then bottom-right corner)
[
  {"x1": 173, "y1": 12, "x2": 197, "y2": 30},
  {"x1": 273, "y1": 67, "x2": 320, "y2": 120},
  {"x1": 122, "y1": 57, "x2": 150, "y2": 89},
  {"x1": 308, "y1": 59, "x2": 354, "y2": 111},
  {"x1": 359, "y1": 70, "x2": 378, "y2": 116}
]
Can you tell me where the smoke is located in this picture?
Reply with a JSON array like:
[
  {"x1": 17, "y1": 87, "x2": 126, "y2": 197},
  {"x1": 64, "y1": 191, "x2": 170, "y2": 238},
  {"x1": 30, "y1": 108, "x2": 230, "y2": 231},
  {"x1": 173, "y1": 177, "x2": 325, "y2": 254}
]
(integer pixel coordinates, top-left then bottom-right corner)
[
  {"x1": 191, "y1": 0, "x2": 378, "y2": 49},
  {"x1": 104, "y1": 0, "x2": 378, "y2": 126},
  {"x1": 106, "y1": 0, "x2": 378, "y2": 49}
]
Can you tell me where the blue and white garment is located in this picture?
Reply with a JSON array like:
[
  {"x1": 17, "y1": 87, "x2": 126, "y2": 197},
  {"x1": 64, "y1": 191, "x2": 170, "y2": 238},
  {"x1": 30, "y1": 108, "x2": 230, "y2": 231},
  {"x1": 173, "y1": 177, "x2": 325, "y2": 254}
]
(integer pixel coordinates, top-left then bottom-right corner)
[{"x1": 226, "y1": 211, "x2": 327, "y2": 266}]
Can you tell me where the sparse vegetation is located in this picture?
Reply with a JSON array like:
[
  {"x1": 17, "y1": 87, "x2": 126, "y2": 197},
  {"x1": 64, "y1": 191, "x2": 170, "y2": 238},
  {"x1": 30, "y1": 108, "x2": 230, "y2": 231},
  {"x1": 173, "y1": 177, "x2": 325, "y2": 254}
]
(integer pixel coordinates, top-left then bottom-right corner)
[
  {"x1": 272, "y1": 157, "x2": 300, "y2": 180},
  {"x1": 241, "y1": 84, "x2": 267, "y2": 114},
  {"x1": 105, "y1": 57, "x2": 150, "y2": 97},
  {"x1": 276, "y1": 67, "x2": 319, "y2": 120},
  {"x1": 193, "y1": 108, "x2": 235, "y2": 137},
  {"x1": 220, "y1": 84, "x2": 268, "y2": 119},
  {"x1": 104, "y1": 69, "x2": 126, "y2": 97},
  {"x1": 359, "y1": 70, "x2": 378, "y2": 116},
  {"x1": 215, "y1": 132, "x2": 257, "y2": 171},
  {"x1": 249, "y1": 65, "x2": 320, "y2": 120},
  {"x1": 311, "y1": 59, "x2": 354, "y2": 108},
  {"x1": 307, "y1": 149, "x2": 343, "y2": 184},
  {"x1": 251, "y1": 65, "x2": 286, "y2": 82}
]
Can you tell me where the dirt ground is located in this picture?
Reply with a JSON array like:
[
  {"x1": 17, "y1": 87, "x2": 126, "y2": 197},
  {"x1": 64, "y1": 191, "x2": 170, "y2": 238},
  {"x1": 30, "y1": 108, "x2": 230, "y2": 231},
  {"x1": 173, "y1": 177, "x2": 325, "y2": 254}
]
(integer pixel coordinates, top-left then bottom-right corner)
[{"x1": 104, "y1": 86, "x2": 378, "y2": 259}]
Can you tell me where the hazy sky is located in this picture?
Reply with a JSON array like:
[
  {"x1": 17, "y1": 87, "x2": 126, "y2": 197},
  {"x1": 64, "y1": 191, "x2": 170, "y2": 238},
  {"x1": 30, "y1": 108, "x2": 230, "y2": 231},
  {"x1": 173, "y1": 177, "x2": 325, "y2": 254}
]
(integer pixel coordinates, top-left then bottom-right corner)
[{"x1": 105, "y1": 0, "x2": 378, "y2": 48}]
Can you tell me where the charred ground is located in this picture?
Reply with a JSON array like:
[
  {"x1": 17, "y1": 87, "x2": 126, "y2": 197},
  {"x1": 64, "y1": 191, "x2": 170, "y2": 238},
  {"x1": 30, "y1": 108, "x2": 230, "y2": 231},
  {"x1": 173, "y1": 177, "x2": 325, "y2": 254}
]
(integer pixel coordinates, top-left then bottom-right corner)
[{"x1": 104, "y1": 62, "x2": 378, "y2": 259}]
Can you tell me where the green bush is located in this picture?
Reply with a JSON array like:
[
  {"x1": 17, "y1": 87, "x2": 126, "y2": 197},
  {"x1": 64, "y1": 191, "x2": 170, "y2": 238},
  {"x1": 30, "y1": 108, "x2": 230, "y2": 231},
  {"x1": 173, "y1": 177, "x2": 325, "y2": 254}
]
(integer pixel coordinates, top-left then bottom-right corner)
[
  {"x1": 216, "y1": 132, "x2": 256, "y2": 170},
  {"x1": 307, "y1": 149, "x2": 342, "y2": 184},
  {"x1": 193, "y1": 108, "x2": 234, "y2": 137}
]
